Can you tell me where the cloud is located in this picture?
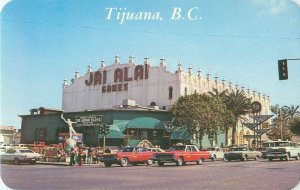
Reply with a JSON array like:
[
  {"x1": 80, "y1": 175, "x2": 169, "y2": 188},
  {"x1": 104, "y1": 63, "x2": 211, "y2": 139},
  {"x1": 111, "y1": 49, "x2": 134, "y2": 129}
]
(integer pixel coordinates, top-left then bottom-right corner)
[
  {"x1": 292, "y1": 0, "x2": 300, "y2": 7},
  {"x1": 252, "y1": 0, "x2": 290, "y2": 14},
  {"x1": 0, "y1": 0, "x2": 11, "y2": 13}
]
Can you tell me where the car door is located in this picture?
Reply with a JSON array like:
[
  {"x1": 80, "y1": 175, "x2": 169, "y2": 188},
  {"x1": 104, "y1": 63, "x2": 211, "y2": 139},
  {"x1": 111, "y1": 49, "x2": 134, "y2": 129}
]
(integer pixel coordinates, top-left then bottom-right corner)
[
  {"x1": 4, "y1": 149, "x2": 16, "y2": 161},
  {"x1": 190, "y1": 146, "x2": 200, "y2": 161},
  {"x1": 182, "y1": 146, "x2": 189, "y2": 161},
  {"x1": 248, "y1": 148, "x2": 255, "y2": 159}
]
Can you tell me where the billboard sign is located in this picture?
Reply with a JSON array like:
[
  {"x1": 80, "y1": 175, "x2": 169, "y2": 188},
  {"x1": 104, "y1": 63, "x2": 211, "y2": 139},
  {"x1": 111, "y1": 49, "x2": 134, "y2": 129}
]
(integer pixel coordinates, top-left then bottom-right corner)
[{"x1": 74, "y1": 115, "x2": 103, "y2": 127}]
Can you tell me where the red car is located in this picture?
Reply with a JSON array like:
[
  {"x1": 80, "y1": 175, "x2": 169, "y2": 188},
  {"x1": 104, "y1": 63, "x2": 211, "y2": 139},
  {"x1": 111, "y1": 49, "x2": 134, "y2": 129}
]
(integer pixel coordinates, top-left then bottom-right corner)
[
  {"x1": 98, "y1": 147, "x2": 154, "y2": 167},
  {"x1": 153, "y1": 144, "x2": 210, "y2": 166}
]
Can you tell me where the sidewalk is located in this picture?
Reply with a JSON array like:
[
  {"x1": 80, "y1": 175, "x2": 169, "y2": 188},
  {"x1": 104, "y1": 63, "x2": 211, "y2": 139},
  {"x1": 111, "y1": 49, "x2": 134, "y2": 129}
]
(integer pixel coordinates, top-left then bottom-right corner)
[
  {"x1": 36, "y1": 157, "x2": 103, "y2": 166},
  {"x1": 36, "y1": 161, "x2": 103, "y2": 166}
]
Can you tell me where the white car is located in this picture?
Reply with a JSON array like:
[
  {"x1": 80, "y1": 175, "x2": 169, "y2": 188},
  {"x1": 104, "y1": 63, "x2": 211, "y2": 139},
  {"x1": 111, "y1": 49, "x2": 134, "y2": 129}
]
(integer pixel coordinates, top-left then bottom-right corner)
[
  {"x1": 0, "y1": 147, "x2": 6, "y2": 155},
  {"x1": 1, "y1": 149, "x2": 42, "y2": 165},
  {"x1": 0, "y1": 143, "x2": 13, "y2": 149},
  {"x1": 206, "y1": 147, "x2": 224, "y2": 161}
]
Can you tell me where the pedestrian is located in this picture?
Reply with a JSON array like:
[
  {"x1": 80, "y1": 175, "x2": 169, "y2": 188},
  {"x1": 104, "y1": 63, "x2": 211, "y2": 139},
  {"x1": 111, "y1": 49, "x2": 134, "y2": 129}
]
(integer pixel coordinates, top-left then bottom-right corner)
[
  {"x1": 69, "y1": 148, "x2": 75, "y2": 166},
  {"x1": 87, "y1": 147, "x2": 92, "y2": 164},
  {"x1": 77, "y1": 146, "x2": 82, "y2": 166}
]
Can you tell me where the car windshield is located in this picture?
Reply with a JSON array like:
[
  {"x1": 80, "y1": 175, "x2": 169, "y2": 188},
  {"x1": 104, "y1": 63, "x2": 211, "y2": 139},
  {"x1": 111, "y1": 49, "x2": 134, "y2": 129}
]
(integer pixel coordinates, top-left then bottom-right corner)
[
  {"x1": 169, "y1": 146, "x2": 185, "y2": 151},
  {"x1": 120, "y1": 147, "x2": 134, "y2": 152},
  {"x1": 19, "y1": 149, "x2": 34, "y2": 153},
  {"x1": 231, "y1": 147, "x2": 248, "y2": 151},
  {"x1": 207, "y1": 148, "x2": 216, "y2": 151},
  {"x1": 262, "y1": 141, "x2": 291, "y2": 147}
]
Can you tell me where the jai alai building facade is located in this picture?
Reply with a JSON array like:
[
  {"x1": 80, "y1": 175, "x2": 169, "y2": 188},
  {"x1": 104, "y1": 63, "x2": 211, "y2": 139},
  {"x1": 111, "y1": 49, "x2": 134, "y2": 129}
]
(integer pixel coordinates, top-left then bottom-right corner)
[{"x1": 20, "y1": 55, "x2": 271, "y2": 149}]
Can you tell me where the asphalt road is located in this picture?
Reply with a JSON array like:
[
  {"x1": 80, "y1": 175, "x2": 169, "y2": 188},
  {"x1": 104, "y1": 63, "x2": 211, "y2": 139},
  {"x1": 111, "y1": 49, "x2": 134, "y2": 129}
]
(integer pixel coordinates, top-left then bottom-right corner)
[{"x1": 1, "y1": 159, "x2": 300, "y2": 190}]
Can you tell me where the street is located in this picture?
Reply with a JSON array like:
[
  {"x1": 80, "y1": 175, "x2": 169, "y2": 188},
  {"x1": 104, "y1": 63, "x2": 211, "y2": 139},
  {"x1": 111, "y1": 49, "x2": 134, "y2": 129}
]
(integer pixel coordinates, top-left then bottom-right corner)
[{"x1": 1, "y1": 159, "x2": 300, "y2": 190}]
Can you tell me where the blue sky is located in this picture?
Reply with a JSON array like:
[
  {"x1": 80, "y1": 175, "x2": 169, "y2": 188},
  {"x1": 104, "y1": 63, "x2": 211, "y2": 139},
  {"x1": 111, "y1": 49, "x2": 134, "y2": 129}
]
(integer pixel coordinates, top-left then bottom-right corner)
[{"x1": 1, "y1": 0, "x2": 300, "y2": 129}]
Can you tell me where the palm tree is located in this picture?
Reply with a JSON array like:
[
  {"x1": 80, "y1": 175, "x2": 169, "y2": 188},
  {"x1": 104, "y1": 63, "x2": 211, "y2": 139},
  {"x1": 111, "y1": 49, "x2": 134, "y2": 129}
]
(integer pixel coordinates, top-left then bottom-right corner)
[
  {"x1": 282, "y1": 105, "x2": 300, "y2": 121},
  {"x1": 208, "y1": 88, "x2": 232, "y2": 146},
  {"x1": 224, "y1": 90, "x2": 252, "y2": 145},
  {"x1": 208, "y1": 88, "x2": 228, "y2": 101}
]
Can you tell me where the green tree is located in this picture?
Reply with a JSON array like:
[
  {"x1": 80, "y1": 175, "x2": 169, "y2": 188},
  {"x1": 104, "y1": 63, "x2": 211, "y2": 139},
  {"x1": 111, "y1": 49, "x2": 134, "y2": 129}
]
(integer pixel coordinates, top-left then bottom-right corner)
[
  {"x1": 208, "y1": 88, "x2": 234, "y2": 146},
  {"x1": 224, "y1": 90, "x2": 252, "y2": 145},
  {"x1": 269, "y1": 105, "x2": 293, "y2": 140},
  {"x1": 282, "y1": 105, "x2": 300, "y2": 121},
  {"x1": 267, "y1": 126, "x2": 292, "y2": 141},
  {"x1": 171, "y1": 93, "x2": 235, "y2": 147},
  {"x1": 290, "y1": 117, "x2": 300, "y2": 135}
]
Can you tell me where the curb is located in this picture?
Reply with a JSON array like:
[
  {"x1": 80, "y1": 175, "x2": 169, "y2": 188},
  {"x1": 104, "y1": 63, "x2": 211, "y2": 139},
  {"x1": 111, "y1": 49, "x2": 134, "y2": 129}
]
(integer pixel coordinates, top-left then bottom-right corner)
[{"x1": 36, "y1": 161, "x2": 102, "y2": 166}]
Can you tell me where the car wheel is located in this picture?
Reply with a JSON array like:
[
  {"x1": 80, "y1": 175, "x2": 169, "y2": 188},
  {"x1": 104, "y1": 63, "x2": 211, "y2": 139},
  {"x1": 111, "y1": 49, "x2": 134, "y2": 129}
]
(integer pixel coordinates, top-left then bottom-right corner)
[
  {"x1": 197, "y1": 158, "x2": 204, "y2": 165},
  {"x1": 176, "y1": 157, "x2": 183, "y2": 166},
  {"x1": 269, "y1": 158, "x2": 273, "y2": 161},
  {"x1": 31, "y1": 160, "x2": 36, "y2": 165},
  {"x1": 286, "y1": 154, "x2": 290, "y2": 161},
  {"x1": 295, "y1": 154, "x2": 299, "y2": 160},
  {"x1": 104, "y1": 163, "x2": 112, "y2": 167},
  {"x1": 158, "y1": 162, "x2": 164, "y2": 166},
  {"x1": 14, "y1": 158, "x2": 20, "y2": 165},
  {"x1": 241, "y1": 155, "x2": 247, "y2": 161},
  {"x1": 120, "y1": 158, "x2": 128, "y2": 167},
  {"x1": 254, "y1": 155, "x2": 259, "y2": 161},
  {"x1": 211, "y1": 155, "x2": 216, "y2": 162},
  {"x1": 146, "y1": 159, "x2": 154, "y2": 166}
]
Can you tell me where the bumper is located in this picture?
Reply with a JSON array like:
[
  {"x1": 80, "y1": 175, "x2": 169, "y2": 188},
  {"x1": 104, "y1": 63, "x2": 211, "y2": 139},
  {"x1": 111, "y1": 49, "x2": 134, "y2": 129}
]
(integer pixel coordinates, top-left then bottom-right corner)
[
  {"x1": 224, "y1": 154, "x2": 243, "y2": 160},
  {"x1": 153, "y1": 156, "x2": 176, "y2": 163},
  {"x1": 98, "y1": 156, "x2": 118, "y2": 164},
  {"x1": 266, "y1": 154, "x2": 287, "y2": 159}
]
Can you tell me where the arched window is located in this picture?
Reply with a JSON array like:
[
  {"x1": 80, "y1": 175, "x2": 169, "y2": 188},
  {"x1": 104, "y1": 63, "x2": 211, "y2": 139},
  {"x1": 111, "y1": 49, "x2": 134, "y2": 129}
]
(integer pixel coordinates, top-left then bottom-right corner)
[
  {"x1": 184, "y1": 87, "x2": 187, "y2": 96},
  {"x1": 239, "y1": 130, "x2": 244, "y2": 145},
  {"x1": 168, "y1": 86, "x2": 173, "y2": 100},
  {"x1": 150, "y1": 102, "x2": 156, "y2": 106}
]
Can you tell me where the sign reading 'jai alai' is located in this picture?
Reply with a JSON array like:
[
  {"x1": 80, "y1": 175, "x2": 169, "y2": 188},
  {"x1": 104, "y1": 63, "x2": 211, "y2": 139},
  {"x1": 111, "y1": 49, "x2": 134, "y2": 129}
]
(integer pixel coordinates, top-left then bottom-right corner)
[{"x1": 85, "y1": 64, "x2": 150, "y2": 93}]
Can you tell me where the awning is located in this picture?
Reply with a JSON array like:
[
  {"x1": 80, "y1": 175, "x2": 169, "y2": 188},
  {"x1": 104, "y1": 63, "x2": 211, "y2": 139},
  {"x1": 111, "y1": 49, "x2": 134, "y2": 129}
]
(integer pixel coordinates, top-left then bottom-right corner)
[
  {"x1": 126, "y1": 117, "x2": 165, "y2": 130},
  {"x1": 98, "y1": 130, "x2": 124, "y2": 139}
]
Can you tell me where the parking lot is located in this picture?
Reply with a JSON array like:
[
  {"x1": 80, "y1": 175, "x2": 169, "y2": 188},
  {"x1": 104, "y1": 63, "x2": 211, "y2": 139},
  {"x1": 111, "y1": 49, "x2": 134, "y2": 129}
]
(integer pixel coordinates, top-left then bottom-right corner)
[{"x1": 1, "y1": 159, "x2": 300, "y2": 190}]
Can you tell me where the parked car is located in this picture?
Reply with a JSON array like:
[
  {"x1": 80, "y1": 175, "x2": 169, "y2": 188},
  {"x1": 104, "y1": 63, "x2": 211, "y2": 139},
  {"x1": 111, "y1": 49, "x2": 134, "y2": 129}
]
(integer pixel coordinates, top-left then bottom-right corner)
[
  {"x1": 98, "y1": 147, "x2": 154, "y2": 167},
  {"x1": 0, "y1": 143, "x2": 13, "y2": 149},
  {"x1": 0, "y1": 147, "x2": 6, "y2": 155},
  {"x1": 1, "y1": 148, "x2": 42, "y2": 165},
  {"x1": 265, "y1": 140, "x2": 300, "y2": 161},
  {"x1": 255, "y1": 147, "x2": 268, "y2": 159},
  {"x1": 224, "y1": 147, "x2": 262, "y2": 161},
  {"x1": 147, "y1": 148, "x2": 165, "y2": 153},
  {"x1": 152, "y1": 144, "x2": 210, "y2": 166},
  {"x1": 206, "y1": 147, "x2": 224, "y2": 161}
]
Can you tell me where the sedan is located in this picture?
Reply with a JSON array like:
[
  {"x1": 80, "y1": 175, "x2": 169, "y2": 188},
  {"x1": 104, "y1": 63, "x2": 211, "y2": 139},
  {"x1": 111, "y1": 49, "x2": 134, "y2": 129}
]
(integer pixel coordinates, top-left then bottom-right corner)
[{"x1": 1, "y1": 148, "x2": 42, "y2": 165}]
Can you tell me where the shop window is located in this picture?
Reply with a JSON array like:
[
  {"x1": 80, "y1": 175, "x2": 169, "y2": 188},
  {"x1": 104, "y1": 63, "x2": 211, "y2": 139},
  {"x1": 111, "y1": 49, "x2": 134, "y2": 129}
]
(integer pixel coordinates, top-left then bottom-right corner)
[
  {"x1": 130, "y1": 130, "x2": 137, "y2": 137},
  {"x1": 141, "y1": 130, "x2": 148, "y2": 139},
  {"x1": 153, "y1": 130, "x2": 157, "y2": 137}
]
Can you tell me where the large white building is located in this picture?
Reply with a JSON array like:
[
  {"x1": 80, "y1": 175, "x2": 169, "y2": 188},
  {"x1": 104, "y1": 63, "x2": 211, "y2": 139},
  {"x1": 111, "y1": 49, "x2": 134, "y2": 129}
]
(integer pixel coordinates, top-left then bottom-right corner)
[{"x1": 62, "y1": 55, "x2": 272, "y2": 145}]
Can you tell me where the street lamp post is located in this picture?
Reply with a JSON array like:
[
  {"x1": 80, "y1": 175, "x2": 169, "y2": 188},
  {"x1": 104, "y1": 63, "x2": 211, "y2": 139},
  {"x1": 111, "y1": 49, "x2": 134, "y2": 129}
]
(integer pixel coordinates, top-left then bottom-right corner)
[
  {"x1": 164, "y1": 119, "x2": 176, "y2": 147},
  {"x1": 98, "y1": 116, "x2": 110, "y2": 151},
  {"x1": 277, "y1": 105, "x2": 283, "y2": 140}
]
